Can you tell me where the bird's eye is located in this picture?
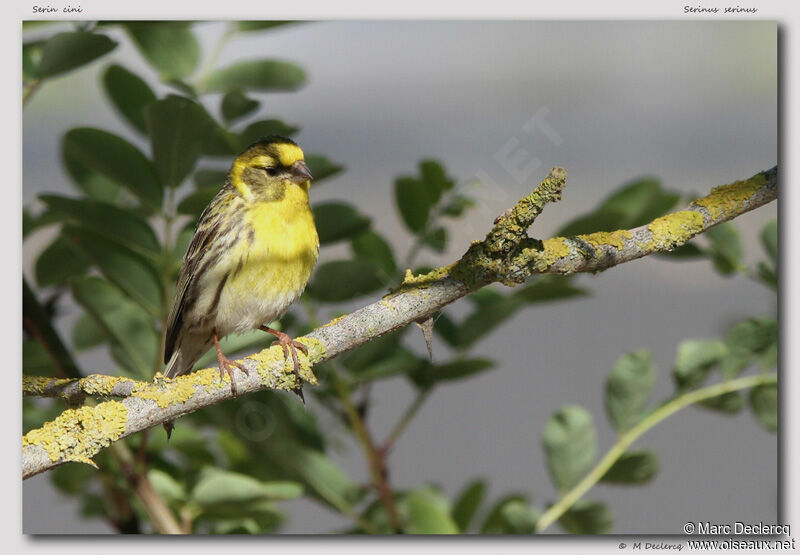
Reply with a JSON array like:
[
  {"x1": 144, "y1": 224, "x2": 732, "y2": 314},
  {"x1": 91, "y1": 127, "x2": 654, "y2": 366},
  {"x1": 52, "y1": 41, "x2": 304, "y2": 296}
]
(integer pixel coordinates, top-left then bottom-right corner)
[{"x1": 259, "y1": 166, "x2": 279, "y2": 176}]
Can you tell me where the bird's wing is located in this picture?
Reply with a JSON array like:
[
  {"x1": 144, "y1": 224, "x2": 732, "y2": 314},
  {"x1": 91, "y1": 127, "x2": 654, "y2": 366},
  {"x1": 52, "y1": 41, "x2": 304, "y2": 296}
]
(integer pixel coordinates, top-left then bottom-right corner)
[{"x1": 163, "y1": 186, "x2": 230, "y2": 364}]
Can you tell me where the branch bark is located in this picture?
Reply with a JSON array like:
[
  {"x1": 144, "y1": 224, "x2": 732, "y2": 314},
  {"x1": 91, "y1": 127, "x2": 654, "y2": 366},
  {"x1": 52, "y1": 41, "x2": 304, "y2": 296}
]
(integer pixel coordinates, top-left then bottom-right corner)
[{"x1": 22, "y1": 165, "x2": 777, "y2": 479}]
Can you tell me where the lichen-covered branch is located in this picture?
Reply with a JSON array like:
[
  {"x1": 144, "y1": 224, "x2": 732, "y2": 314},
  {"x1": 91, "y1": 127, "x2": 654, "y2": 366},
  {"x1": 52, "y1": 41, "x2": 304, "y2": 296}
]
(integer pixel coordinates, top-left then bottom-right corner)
[{"x1": 22, "y1": 166, "x2": 777, "y2": 479}]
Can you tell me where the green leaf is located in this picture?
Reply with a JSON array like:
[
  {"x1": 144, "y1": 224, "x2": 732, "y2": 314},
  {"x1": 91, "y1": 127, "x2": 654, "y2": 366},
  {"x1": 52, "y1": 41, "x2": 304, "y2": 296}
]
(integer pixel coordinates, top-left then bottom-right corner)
[
  {"x1": 313, "y1": 202, "x2": 371, "y2": 245},
  {"x1": 757, "y1": 261, "x2": 777, "y2": 291},
  {"x1": 37, "y1": 32, "x2": 117, "y2": 78},
  {"x1": 202, "y1": 60, "x2": 306, "y2": 93},
  {"x1": 351, "y1": 231, "x2": 397, "y2": 276},
  {"x1": 401, "y1": 488, "x2": 459, "y2": 534},
  {"x1": 307, "y1": 260, "x2": 384, "y2": 302},
  {"x1": 513, "y1": 276, "x2": 588, "y2": 305},
  {"x1": 22, "y1": 41, "x2": 43, "y2": 80},
  {"x1": 423, "y1": 227, "x2": 447, "y2": 252},
  {"x1": 23, "y1": 339, "x2": 53, "y2": 376},
  {"x1": 261, "y1": 441, "x2": 362, "y2": 510},
  {"x1": 452, "y1": 480, "x2": 486, "y2": 532},
  {"x1": 341, "y1": 330, "x2": 404, "y2": 371},
  {"x1": 71, "y1": 277, "x2": 159, "y2": 377},
  {"x1": 697, "y1": 391, "x2": 744, "y2": 414},
  {"x1": 600, "y1": 450, "x2": 659, "y2": 484},
  {"x1": 145, "y1": 95, "x2": 213, "y2": 187},
  {"x1": 479, "y1": 494, "x2": 527, "y2": 533},
  {"x1": 605, "y1": 350, "x2": 656, "y2": 432},
  {"x1": 416, "y1": 358, "x2": 494, "y2": 387},
  {"x1": 352, "y1": 349, "x2": 425, "y2": 383},
  {"x1": 236, "y1": 21, "x2": 297, "y2": 33},
  {"x1": 705, "y1": 222, "x2": 744, "y2": 275},
  {"x1": 50, "y1": 463, "x2": 97, "y2": 495},
  {"x1": 148, "y1": 469, "x2": 187, "y2": 504},
  {"x1": 761, "y1": 219, "x2": 777, "y2": 263},
  {"x1": 395, "y1": 176, "x2": 431, "y2": 233},
  {"x1": 71, "y1": 312, "x2": 109, "y2": 351},
  {"x1": 61, "y1": 144, "x2": 123, "y2": 202},
  {"x1": 238, "y1": 119, "x2": 299, "y2": 147},
  {"x1": 125, "y1": 22, "x2": 200, "y2": 80},
  {"x1": 543, "y1": 405, "x2": 596, "y2": 491},
  {"x1": 749, "y1": 383, "x2": 777, "y2": 432},
  {"x1": 194, "y1": 169, "x2": 228, "y2": 189},
  {"x1": 62, "y1": 128, "x2": 162, "y2": 208},
  {"x1": 305, "y1": 155, "x2": 344, "y2": 183},
  {"x1": 558, "y1": 177, "x2": 679, "y2": 236},
  {"x1": 221, "y1": 90, "x2": 260, "y2": 124},
  {"x1": 442, "y1": 194, "x2": 475, "y2": 218},
  {"x1": 656, "y1": 242, "x2": 705, "y2": 259},
  {"x1": 102, "y1": 64, "x2": 157, "y2": 134},
  {"x1": 457, "y1": 297, "x2": 518, "y2": 348},
  {"x1": 499, "y1": 500, "x2": 540, "y2": 534},
  {"x1": 559, "y1": 500, "x2": 613, "y2": 534},
  {"x1": 673, "y1": 339, "x2": 728, "y2": 390},
  {"x1": 34, "y1": 234, "x2": 89, "y2": 287},
  {"x1": 177, "y1": 187, "x2": 218, "y2": 217},
  {"x1": 64, "y1": 226, "x2": 162, "y2": 316},
  {"x1": 720, "y1": 318, "x2": 777, "y2": 378},
  {"x1": 192, "y1": 467, "x2": 303, "y2": 505},
  {"x1": 40, "y1": 195, "x2": 160, "y2": 257},
  {"x1": 419, "y1": 160, "x2": 455, "y2": 205}
]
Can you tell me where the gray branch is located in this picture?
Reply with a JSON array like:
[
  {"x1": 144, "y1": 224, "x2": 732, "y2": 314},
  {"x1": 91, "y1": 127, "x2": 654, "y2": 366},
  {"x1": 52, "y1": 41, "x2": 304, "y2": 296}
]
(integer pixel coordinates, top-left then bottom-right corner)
[{"x1": 22, "y1": 166, "x2": 777, "y2": 479}]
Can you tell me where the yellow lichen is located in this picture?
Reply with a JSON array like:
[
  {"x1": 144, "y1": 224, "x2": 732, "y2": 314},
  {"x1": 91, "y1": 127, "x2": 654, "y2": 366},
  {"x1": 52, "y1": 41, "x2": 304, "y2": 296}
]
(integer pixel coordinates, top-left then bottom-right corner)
[
  {"x1": 541, "y1": 237, "x2": 571, "y2": 264},
  {"x1": 23, "y1": 400, "x2": 128, "y2": 465},
  {"x1": 577, "y1": 230, "x2": 632, "y2": 255},
  {"x1": 249, "y1": 340, "x2": 320, "y2": 387},
  {"x1": 132, "y1": 368, "x2": 219, "y2": 408},
  {"x1": 22, "y1": 376, "x2": 70, "y2": 396},
  {"x1": 82, "y1": 375, "x2": 128, "y2": 397},
  {"x1": 322, "y1": 314, "x2": 347, "y2": 327},
  {"x1": 691, "y1": 173, "x2": 765, "y2": 220},
  {"x1": 645, "y1": 210, "x2": 704, "y2": 251}
]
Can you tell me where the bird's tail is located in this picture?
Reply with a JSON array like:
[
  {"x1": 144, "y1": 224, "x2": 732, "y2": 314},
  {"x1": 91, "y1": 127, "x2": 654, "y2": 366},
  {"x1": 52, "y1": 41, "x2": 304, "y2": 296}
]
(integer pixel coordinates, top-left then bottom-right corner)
[{"x1": 163, "y1": 349, "x2": 190, "y2": 379}]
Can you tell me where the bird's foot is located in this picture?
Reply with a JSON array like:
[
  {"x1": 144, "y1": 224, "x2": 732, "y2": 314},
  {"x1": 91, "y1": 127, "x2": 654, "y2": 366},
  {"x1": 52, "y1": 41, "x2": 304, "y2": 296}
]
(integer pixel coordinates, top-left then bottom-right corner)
[
  {"x1": 217, "y1": 351, "x2": 248, "y2": 396},
  {"x1": 213, "y1": 329, "x2": 248, "y2": 396},
  {"x1": 259, "y1": 326, "x2": 307, "y2": 400}
]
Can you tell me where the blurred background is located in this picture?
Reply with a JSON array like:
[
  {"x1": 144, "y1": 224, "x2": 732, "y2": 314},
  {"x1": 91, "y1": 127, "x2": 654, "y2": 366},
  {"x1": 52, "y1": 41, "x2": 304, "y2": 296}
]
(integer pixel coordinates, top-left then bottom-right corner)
[{"x1": 23, "y1": 21, "x2": 777, "y2": 533}]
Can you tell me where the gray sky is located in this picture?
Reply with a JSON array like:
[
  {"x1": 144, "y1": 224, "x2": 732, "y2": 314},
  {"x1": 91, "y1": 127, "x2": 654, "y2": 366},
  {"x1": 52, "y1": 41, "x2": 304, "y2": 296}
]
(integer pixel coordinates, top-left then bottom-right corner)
[{"x1": 23, "y1": 21, "x2": 777, "y2": 534}]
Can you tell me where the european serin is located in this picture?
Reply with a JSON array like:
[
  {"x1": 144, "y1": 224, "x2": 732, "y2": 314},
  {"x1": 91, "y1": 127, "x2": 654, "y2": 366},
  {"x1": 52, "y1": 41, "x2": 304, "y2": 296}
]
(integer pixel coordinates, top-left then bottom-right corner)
[{"x1": 163, "y1": 136, "x2": 318, "y2": 397}]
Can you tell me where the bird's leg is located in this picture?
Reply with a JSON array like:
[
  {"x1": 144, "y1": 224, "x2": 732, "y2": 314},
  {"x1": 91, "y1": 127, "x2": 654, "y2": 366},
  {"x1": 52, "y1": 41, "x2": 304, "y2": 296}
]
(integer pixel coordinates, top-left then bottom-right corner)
[
  {"x1": 212, "y1": 328, "x2": 248, "y2": 395},
  {"x1": 259, "y1": 325, "x2": 308, "y2": 400}
]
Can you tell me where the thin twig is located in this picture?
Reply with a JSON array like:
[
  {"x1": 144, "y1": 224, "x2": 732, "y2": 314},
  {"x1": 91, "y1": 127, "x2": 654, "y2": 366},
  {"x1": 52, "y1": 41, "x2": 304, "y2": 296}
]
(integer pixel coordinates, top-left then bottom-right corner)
[{"x1": 534, "y1": 373, "x2": 778, "y2": 533}]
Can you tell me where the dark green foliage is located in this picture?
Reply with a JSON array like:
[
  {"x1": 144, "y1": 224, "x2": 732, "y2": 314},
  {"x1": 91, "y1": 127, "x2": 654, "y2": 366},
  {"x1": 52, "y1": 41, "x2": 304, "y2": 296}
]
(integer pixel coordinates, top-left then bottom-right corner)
[
  {"x1": 202, "y1": 60, "x2": 306, "y2": 93},
  {"x1": 221, "y1": 91, "x2": 260, "y2": 124},
  {"x1": 452, "y1": 480, "x2": 486, "y2": 532},
  {"x1": 37, "y1": 31, "x2": 117, "y2": 78},
  {"x1": 313, "y1": 202, "x2": 371, "y2": 245},
  {"x1": 102, "y1": 65, "x2": 157, "y2": 133},
  {"x1": 542, "y1": 405, "x2": 596, "y2": 491},
  {"x1": 62, "y1": 128, "x2": 162, "y2": 208},
  {"x1": 558, "y1": 500, "x2": 613, "y2": 534},
  {"x1": 125, "y1": 22, "x2": 200, "y2": 80},
  {"x1": 704, "y1": 222, "x2": 744, "y2": 275},
  {"x1": 605, "y1": 350, "x2": 656, "y2": 432},
  {"x1": 558, "y1": 177, "x2": 680, "y2": 236},
  {"x1": 307, "y1": 260, "x2": 384, "y2": 301},
  {"x1": 600, "y1": 451, "x2": 659, "y2": 484},
  {"x1": 749, "y1": 384, "x2": 778, "y2": 432},
  {"x1": 145, "y1": 96, "x2": 213, "y2": 187}
]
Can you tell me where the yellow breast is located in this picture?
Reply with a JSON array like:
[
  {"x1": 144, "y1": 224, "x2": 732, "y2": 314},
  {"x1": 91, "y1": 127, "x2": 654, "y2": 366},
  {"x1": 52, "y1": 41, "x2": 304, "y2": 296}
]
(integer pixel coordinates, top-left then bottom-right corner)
[{"x1": 238, "y1": 183, "x2": 318, "y2": 294}]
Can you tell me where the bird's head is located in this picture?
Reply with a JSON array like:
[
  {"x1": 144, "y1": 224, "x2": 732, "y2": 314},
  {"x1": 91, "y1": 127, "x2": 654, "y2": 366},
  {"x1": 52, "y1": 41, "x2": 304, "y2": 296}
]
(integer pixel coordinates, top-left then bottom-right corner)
[{"x1": 229, "y1": 136, "x2": 313, "y2": 199}]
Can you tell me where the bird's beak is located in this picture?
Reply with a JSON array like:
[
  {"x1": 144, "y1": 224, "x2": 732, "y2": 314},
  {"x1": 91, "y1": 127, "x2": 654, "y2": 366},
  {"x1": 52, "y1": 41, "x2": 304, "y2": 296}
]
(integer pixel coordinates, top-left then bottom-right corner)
[{"x1": 288, "y1": 161, "x2": 313, "y2": 184}]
